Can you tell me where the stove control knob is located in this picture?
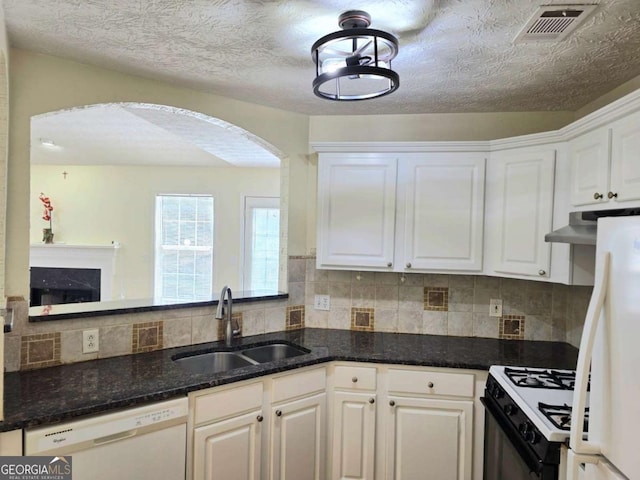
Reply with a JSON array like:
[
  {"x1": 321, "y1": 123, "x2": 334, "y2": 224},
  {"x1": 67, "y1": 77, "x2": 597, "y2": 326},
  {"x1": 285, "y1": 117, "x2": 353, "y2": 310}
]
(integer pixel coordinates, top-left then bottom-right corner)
[
  {"x1": 492, "y1": 387, "x2": 504, "y2": 400},
  {"x1": 518, "y1": 422, "x2": 531, "y2": 436},
  {"x1": 503, "y1": 404, "x2": 518, "y2": 416},
  {"x1": 526, "y1": 430, "x2": 541, "y2": 445}
]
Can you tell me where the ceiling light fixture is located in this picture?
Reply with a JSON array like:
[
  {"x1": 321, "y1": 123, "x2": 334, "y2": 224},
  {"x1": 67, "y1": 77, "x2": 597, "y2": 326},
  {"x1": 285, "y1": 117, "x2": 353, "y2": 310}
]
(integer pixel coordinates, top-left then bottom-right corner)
[
  {"x1": 311, "y1": 10, "x2": 399, "y2": 101},
  {"x1": 39, "y1": 138, "x2": 56, "y2": 147}
]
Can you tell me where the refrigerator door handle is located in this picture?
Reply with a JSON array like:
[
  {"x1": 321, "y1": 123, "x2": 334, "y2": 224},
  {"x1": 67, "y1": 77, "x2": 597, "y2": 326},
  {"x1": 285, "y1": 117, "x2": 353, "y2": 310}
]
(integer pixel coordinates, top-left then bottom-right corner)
[
  {"x1": 570, "y1": 251, "x2": 610, "y2": 455},
  {"x1": 567, "y1": 450, "x2": 596, "y2": 480},
  {"x1": 567, "y1": 450, "x2": 630, "y2": 480}
]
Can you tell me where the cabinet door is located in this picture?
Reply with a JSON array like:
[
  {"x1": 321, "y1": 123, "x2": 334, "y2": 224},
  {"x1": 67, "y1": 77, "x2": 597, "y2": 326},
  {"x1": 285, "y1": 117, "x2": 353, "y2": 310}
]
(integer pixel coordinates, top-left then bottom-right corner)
[
  {"x1": 270, "y1": 393, "x2": 326, "y2": 480},
  {"x1": 193, "y1": 410, "x2": 262, "y2": 480},
  {"x1": 398, "y1": 153, "x2": 485, "y2": 271},
  {"x1": 570, "y1": 127, "x2": 611, "y2": 206},
  {"x1": 385, "y1": 396, "x2": 473, "y2": 480},
  {"x1": 489, "y1": 149, "x2": 555, "y2": 278},
  {"x1": 317, "y1": 153, "x2": 397, "y2": 269},
  {"x1": 331, "y1": 392, "x2": 376, "y2": 480},
  {"x1": 611, "y1": 110, "x2": 640, "y2": 203}
]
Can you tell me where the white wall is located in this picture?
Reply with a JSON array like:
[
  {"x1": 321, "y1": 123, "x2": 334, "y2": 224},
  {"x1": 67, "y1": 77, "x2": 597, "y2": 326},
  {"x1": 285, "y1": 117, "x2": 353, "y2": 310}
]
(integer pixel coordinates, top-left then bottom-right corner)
[{"x1": 31, "y1": 164, "x2": 279, "y2": 298}]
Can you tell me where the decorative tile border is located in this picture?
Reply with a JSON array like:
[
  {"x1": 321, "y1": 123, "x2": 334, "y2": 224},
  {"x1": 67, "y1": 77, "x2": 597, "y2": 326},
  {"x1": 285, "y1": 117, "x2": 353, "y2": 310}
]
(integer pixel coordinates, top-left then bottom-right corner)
[
  {"x1": 286, "y1": 306, "x2": 305, "y2": 330},
  {"x1": 500, "y1": 315, "x2": 525, "y2": 340},
  {"x1": 351, "y1": 307, "x2": 374, "y2": 332},
  {"x1": 132, "y1": 321, "x2": 164, "y2": 354},
  {"x1": 216, "y1": 312, "x2": 243, "y2": 340},
  {"x1": 21, "y1": 332, "x2": 61, "y2": 370},
  {"x1": 424, "y1": 287, "x2": 449, "y2": 311}
]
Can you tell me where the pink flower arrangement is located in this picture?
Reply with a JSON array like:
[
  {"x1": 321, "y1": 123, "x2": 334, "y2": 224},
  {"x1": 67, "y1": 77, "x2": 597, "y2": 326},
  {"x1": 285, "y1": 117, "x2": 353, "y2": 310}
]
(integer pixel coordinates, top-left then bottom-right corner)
[{"x1": 39, "y1": 192, "x2": 54, "y2": 229}]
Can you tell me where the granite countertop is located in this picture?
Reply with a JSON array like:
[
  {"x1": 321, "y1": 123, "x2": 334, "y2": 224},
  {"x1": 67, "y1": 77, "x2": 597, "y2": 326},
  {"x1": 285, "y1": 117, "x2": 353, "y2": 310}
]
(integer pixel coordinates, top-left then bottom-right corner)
[{"x1": 1, "y1": 328, "x2": 579, "y2": 432}]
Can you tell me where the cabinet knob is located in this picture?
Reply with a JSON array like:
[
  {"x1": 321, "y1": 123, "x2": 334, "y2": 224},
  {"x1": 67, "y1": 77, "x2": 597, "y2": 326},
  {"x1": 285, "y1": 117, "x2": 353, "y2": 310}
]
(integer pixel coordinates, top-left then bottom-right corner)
[
  {"x1": 427, "y1": 382, "x2": 434, "y2": 389},
  {"x1": 352, "y1": 376, "x2": 358, "y2": 383},
  {"x1": 387, "y1": 262, "x2": 393, "y2": 268},
  {"x1": 275, "y1": 410, "x2": 282, "y2": 417},
  {"x1": 538, "y1": 269, "x2": 546, "y2": 276},
  {"x1": 389, "y1": 400, "x2": 396, "y2": 407},
  {"x1": 256, "y1": 415, "x2": 263, "y2": 422},
  {"x1": 594, "y1": 192, "x2": 603, "y2": 200},
  {"x1": 406, "y1": 262, "x2": 412, "y2": 269},
  {"x1": 369, "y1": 398, "x2": 375, "y2": 404},
  {"x1": 608, "y1": 191, "x2": 618, "y2": 199}
]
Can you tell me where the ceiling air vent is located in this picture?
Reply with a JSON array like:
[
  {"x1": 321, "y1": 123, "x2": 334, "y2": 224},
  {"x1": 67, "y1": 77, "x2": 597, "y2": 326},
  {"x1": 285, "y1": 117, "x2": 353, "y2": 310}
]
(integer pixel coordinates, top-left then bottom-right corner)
[{"x1": 514, "y1": 4, "x2": 597, "y2": 43}]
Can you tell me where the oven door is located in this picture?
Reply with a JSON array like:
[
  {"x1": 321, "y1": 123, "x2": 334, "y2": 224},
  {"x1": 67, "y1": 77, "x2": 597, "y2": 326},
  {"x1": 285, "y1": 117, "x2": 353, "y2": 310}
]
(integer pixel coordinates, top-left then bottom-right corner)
[{"x1": 482, "y1": 397, "x2": 558, "y2": 480}]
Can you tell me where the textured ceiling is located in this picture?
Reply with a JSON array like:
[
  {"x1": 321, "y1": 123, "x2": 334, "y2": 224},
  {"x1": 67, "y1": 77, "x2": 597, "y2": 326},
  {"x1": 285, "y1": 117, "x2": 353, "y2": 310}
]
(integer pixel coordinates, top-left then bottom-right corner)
[{"x1": 5, "y1": 0, "x2": 640, "y2": 115}]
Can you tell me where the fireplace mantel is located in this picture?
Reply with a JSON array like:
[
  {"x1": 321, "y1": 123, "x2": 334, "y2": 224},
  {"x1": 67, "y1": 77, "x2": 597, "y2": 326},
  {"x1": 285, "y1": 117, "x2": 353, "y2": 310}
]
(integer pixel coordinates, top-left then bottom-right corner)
[{"x1": 30, "y1": 244, "x2": 120, "y2": 301}]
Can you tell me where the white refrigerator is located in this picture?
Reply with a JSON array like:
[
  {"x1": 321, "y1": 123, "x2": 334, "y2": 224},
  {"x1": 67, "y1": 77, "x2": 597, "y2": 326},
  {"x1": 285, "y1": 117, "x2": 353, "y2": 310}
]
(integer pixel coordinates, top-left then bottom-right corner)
[{"x1": 568, "y1": 216, "x2": 640, "y2": 480}]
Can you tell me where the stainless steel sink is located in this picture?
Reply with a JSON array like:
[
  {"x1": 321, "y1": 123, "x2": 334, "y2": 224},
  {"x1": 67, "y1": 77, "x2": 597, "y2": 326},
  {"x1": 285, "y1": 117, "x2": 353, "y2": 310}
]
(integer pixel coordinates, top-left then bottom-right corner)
[
  {"x1": 173, "y1": 342, "x2": 310, "y2": 374},
  {"x1": 173, "y1": 351, "x2": 254, "y2": 375},
  {"x1": 241, "y1": 343, "x2": 308, "y2": 363}
]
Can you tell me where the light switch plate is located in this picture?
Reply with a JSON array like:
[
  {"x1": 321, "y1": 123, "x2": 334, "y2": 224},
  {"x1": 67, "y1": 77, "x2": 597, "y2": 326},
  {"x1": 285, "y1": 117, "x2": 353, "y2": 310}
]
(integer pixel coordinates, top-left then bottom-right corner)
[{"x1": 489, "y1": 299, "x2": 503, "y2": 317}]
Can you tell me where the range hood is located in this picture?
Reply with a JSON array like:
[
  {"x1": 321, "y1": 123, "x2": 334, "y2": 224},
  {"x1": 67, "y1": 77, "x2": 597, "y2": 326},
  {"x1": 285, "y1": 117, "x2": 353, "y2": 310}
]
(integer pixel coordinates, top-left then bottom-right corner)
[{"x1": 545, "y1": 208, "x2": 640, "y2": 245}]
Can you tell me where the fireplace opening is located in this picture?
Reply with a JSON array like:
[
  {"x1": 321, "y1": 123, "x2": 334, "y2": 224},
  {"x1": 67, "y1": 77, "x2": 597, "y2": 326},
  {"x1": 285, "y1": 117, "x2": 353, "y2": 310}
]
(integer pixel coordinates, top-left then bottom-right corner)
[{"x1": 30, "y1": 267, "x2": 101, "y2": 306}]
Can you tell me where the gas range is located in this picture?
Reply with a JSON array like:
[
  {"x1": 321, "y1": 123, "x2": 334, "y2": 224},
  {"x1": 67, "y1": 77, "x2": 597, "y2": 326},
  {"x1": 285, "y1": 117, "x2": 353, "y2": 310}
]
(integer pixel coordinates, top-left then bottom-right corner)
[
  {"x1": 482, "y1": 365, "x2": 587, "y2": 479},
  {"x1": 487, "y1": 366, "x2": 588, "y2": 443}
]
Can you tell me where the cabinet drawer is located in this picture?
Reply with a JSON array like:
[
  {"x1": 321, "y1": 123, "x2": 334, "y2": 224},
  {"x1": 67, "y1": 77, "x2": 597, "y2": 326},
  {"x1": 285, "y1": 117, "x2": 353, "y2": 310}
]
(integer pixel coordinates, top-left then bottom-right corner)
[
  {"x1": 334, "y1": 365, "x2": 377, "y2": 390},
  {"x1": 194, "y1": 381, "x2": 263, "y2": 425},
  {"x1": 272, "y1": 367, "x2": 326, "y2": 403},
  {"x1": 388, "y1": 369, "x2": 474, "y2": 398}
]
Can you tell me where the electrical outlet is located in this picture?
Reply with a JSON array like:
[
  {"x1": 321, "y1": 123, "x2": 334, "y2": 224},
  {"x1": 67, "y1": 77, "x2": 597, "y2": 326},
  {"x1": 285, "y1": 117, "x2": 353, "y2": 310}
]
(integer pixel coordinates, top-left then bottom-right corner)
[
  {"x1": 83, "y1": 329, "x2": 99, "y2": 353},
  {"x1": 489, "y1": 299, "x2": 503, "y2": 317},
  {"x1": 314, "y1": 294, "x2": 330, "y2": 311}
]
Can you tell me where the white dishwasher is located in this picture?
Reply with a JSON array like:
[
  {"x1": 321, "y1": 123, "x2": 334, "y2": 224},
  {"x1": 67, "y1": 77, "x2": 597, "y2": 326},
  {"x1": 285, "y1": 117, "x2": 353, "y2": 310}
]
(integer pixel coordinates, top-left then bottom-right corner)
[{"x1": 25, "y1": 397, "x2": 188, "y2": 480}]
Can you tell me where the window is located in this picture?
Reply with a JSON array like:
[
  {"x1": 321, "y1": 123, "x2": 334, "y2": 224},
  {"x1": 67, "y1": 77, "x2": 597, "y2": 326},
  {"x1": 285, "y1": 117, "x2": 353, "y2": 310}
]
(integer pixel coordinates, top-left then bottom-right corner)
[
  {"x1": 154, "y1": 195, "x2": 214, "y2": 302},
  {"x1": 243, "y1": 196, "x2": 280, "y2": 292}
]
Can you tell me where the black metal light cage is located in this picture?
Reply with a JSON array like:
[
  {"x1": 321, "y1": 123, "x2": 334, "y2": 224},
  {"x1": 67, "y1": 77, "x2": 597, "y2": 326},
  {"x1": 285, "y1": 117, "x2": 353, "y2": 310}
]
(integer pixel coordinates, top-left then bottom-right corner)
[{"x1": 311, "y1": 27, "x2": 399, "y2": 101}]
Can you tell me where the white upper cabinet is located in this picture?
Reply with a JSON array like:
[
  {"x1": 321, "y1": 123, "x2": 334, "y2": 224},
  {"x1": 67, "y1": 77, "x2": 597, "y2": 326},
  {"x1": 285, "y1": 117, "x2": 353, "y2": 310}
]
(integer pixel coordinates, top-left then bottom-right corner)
[
  {"x1": 570, "y1": 127, "x2": 611, "y2": 206},
  {"x1": 317, "y1": 153, "x2": 398, "y2": 270},
  {"x1": 316, "y1": 151, "x2": 486, "y2": 273},
  {"x1": 571, "y1": 110, "x2": 640, "y2": 208},
  {"x1": 397, "y1": 153, "x2": 486, "y2": 272},
  {"x1": 487, "y1": 148, "x2": 556, "y2": 279},
  {"x1": 610, "y1": 110, "x2": 640, "y2": 203}
]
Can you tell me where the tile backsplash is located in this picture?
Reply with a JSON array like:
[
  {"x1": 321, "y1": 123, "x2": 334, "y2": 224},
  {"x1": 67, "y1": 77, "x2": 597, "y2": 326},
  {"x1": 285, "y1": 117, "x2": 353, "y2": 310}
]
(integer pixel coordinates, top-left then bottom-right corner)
[
  {"x1": 4, "y1": 256, "x2": 592, "y2": 371},
  {"x1": 297, "y1": 257, "x2": 592, "y2": 347}
]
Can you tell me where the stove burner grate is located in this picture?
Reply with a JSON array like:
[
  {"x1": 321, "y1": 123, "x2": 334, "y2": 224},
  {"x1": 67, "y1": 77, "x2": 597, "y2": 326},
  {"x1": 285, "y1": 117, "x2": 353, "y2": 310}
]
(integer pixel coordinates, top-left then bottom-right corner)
[
  {"x1": 504, "y1": 367, "x2": 589, "y2": 391},
  {"x1": 538, "y1": 402, "x2": 589, "y2": 432}
]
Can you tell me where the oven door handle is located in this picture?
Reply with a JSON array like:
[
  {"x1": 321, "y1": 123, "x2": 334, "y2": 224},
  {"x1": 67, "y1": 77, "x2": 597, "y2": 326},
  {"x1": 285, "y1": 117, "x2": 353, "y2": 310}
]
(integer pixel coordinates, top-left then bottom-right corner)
[{"x1": 481, "y1": 396, "x2": 546, "y2": 476}]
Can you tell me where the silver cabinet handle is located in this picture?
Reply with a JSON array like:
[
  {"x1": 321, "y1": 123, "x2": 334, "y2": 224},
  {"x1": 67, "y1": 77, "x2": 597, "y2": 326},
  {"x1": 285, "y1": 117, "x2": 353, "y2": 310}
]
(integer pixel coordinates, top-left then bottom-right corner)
[
  {"x1": 594, "y1": 192, "x2": 603, "y2": 200},
  {"x1": 428, "y1": 382, "x2": 434, "y2": 388},
  {"x1": 387, "y1": 262, "x2": 393, "y2": 268},
  {"x1": 538, "y1": 269, "x2": 546, "y2": 276},
  {"x1": 275, "y1": 410, "x2": 282, "y2": 417},
  {"x1": 369, "y1": 398, "x2": 375, "y2": 404},
  {"x1": 608, "y1": 191, "x2": 618, "y2": 199},
  {"x1": 352, "y1": 376, "x2": 358, "y2": 383},
  {"x1": 257, "y1": 415, "x2": 263, "y2": 422},
  {"x1": 406, "y1": 262, "x2": 412, "y2": 269},
  {"x1": 389, "y1": 400, "x2": 395, "y2": 407}
]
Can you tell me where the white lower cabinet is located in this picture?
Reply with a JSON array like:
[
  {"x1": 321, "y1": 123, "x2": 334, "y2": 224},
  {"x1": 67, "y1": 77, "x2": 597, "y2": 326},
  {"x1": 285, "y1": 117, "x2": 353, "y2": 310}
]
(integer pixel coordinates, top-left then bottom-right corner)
[
  {"x1": 269, "y1": 392, "x2": 326, "y2": 480},
  {"x1": 193, "y1": 409, "x2": 263, "y2": 480},
  {"x1": 189, "y1": 363, "x2": 483, "y2": 480},
  {"x1": 385, "y1": 396, "x2": 473, "y2": 480},
  {"x1": 331, "y1": 391, "x2": 377, "y2": 480},
  {"x1": 190, "y1": 381, "x2": 264, "y2": 480}
]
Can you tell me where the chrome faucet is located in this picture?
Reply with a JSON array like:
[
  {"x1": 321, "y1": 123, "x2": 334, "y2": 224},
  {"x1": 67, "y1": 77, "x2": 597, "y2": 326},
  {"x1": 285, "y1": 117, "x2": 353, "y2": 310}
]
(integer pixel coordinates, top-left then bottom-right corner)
[{"x1": 215, "y1": 285, "x2": 241, "y2": 345}]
